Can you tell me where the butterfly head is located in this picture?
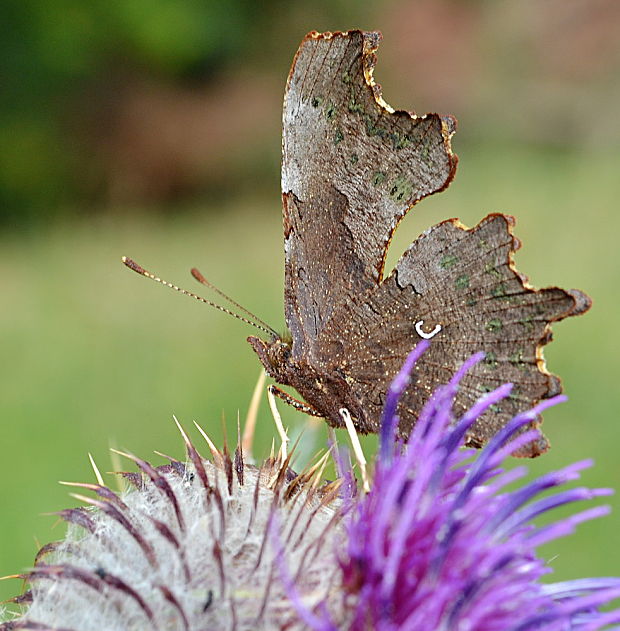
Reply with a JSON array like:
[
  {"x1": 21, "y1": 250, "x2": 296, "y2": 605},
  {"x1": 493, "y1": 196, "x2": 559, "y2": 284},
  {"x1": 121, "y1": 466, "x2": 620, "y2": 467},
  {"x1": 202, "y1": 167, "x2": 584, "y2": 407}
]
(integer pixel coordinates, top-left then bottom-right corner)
[{"x1": 247, "y1": 335, "x2": 293, "y2": 383}]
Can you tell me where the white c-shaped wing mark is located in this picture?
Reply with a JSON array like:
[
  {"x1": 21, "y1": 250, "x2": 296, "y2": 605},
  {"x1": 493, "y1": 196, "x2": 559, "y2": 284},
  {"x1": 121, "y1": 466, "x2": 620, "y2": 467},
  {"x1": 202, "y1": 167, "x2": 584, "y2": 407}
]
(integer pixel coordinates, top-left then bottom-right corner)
[{"x1": 415, "y1": 320, "x2": 442, "y2": 340}]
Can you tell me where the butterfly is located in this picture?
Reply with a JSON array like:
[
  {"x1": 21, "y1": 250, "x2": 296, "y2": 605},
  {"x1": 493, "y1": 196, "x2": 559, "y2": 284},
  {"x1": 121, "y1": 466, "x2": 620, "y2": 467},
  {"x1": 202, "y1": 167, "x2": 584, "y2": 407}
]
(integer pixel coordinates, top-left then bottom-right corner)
[
  {"x1": 245, "y1": 30, "x2": 591, "y2": 457},
  {"x1": 123, "y1": 30, "x2": 590, "y2": 457}
]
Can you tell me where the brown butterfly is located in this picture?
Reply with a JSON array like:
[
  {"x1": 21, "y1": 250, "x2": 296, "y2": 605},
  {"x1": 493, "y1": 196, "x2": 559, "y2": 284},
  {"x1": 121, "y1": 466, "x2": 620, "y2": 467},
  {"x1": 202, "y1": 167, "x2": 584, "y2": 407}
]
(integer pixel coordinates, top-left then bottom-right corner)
[
  {"x1": 247, "y1": 30, "x2": 590, "y2": 457},
  {"x1": 125, "y1": 30, "x2": 590, "y2": 457}
]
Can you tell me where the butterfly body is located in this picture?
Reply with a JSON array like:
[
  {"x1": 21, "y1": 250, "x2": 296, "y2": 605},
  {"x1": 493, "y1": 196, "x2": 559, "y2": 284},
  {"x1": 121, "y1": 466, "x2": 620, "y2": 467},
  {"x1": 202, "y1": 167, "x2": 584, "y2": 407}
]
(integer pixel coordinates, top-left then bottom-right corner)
[
  {"x1": 247, "y1": 336, "x2": 365, "y2": 429},
  {"x1": 247, "y1": 30, "x2": 591, "y2": 457}
]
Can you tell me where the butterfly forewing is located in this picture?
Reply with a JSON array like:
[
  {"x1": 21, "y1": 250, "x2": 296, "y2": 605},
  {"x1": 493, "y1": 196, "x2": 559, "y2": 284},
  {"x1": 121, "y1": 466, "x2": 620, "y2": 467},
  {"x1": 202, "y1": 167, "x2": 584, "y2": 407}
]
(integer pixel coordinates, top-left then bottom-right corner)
[{"x1": 282, "y1": 30, "x2": 457, "y2": 354}]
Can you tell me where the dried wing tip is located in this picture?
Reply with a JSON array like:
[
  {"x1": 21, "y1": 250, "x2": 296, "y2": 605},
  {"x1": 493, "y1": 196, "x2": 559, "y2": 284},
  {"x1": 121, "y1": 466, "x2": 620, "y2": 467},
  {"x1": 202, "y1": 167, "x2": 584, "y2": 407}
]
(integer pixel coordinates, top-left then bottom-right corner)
[
  {"x1": 546, "y1": 374, "x2": 563, "y2": 399},
  {"x1": 306, "y1": 29, "x2": 381, "y2": 44},
  {"x1": 442, "y1": 114, "x2": 458, "y2": 136},
  {"x1": 511, "y1": 423, "x2": 550, "y2": 458},
  {"x1": 568, "y1": 288, "x2": 593, "y2": 316},
  {"x1": 363, "y1": 30, "x2": 381, "y2": 51}
]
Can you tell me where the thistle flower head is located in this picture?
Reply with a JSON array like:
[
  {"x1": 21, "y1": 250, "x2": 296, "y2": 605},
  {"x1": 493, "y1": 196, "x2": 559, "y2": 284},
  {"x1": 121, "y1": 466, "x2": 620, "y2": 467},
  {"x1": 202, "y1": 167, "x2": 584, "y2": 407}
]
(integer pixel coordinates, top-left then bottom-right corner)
[{"x1": 2, "y1": 348, "x2": 620, "y2": 630}]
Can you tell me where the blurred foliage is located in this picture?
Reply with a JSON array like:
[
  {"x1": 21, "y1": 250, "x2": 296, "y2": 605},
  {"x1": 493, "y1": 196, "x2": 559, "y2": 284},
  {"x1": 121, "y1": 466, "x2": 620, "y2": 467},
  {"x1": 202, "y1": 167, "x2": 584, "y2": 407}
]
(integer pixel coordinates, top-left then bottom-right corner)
[
  {"x1": 2, "y1": 0, "x2": 619, "y2": 224},
  {"x1": 0, "y1": 0, "x2": 370, "y2": 223}
]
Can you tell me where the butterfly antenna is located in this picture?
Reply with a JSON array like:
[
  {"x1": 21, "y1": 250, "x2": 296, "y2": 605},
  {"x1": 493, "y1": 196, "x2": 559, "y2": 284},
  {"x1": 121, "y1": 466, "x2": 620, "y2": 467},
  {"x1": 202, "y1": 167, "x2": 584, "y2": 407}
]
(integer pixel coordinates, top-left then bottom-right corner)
[
  {"x1": 191, "y1": 266, "x2": 276, "y2": 337},
  {"x1": 122, "y1": 257, "x2": 279, "y2": 339}
]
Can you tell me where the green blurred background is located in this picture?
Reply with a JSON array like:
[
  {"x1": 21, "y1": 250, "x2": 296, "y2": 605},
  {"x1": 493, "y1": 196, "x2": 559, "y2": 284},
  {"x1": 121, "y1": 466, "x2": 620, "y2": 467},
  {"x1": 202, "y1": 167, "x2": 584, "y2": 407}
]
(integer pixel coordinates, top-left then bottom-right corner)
[{"x1": 2, "y1": 0, "x2": 620, "y2": 607}]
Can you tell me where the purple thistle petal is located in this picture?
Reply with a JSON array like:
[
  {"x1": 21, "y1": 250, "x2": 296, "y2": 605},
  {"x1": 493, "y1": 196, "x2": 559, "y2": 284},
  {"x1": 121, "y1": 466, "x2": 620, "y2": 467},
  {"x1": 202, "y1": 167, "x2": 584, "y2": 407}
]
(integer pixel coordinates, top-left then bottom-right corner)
[
  {"x1": 380, "y1": 340, "x2": 430, "y2": 461},
  {"x1": 483, "y1": 465, "x2": 528, "y2": 496},
  {"x1": 456, "y1": 395, "x2": 568, "y2": 510},
  {"x1": 528, "y1": 505, "x2": 612, "y2": 547},
  {"x1": 484, "y1": 460, "x2": 596, "y2": 532},
  {"x1": 442, "y1": 382, "x2": 514, "y2": 454},
  {"x1": 428, "y1": 382, "x2": 515, "y2": 496},
  {"x1": 542, "y1": 578, "x2": 620, "y2": 599},
  {"x1": 512, "y1": 586, "x2": 620, "y2": 631},
  {"x1": 578, "y1": 610, "x2": 620, "y2": 630},
  {"x1": 489, "y1": 428, "x2": 546, "y2": 464},
  {"x1": 495, "y1": 487, "x2": 612, "y2": 539},
  {"x1": 328, "y1": 439, "x2": 357, "y2": 502}
]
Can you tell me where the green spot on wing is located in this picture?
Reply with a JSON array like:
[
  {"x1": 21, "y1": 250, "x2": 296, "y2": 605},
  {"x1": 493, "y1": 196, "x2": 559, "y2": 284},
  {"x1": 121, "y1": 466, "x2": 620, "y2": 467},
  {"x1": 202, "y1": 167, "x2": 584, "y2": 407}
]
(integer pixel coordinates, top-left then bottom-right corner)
[
  {"x1": 440, "y1": 254, "x2": 459, "y2": 269},
  {"x1": 491, "y1": 283, "x2": 506, "y2": 298},
  {"x1": 388, "y1": 176, "x2": 413, "y2": 202},
  {"x1": 485, "y1": 263, "x2": 503, "y2": 278},
  {"x1": 509, "y1": 349, "x2": 528, "y2": 370},
  {"x1": 372, "y1": 171, "x2": 386, "y2": 187},
  {"x1": 418, "y1": 137, "x2": 432, "y2": 163},
  {"x1": 484, "y1": 351, "x2": 498, "y2": 370},
  {"x1": 334, "y1": 128, "x2": 344, "y2": 145},
  {"x1": 519, "y1": 314, "x2": 535, "y2": 331},
  {"x1": 490, "y1": 282, "x2": 516, "y2": 302},
  {"x1": 509, "y1": 387, "x2": 521, "y2": 401},
  {"x1": 365, "y1": 114, "x2": 386, "y2": 137},
  {"x1": 348, "y1": 93, "x2": 364, "y2": 114},
  {"x1": 455, "y1": 275, "x2": 470, "y2": 290},
  {"x1": 389, "y1": 132, "x2": 411, "y2": 150},
  {"x1": 479, "y1": 384, "x2": 501, "y2": 411},
  {"x1": 485, "y1": 318, "x2": 503, "y2": 332}
]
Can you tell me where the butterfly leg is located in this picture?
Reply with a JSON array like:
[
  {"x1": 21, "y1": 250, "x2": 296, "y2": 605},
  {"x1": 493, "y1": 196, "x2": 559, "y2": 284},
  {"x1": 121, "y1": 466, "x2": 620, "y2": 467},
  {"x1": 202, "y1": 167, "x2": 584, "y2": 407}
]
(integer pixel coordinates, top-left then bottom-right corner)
[{"x1": 267, "y1": 385, "x2": 323, "y2": 417}]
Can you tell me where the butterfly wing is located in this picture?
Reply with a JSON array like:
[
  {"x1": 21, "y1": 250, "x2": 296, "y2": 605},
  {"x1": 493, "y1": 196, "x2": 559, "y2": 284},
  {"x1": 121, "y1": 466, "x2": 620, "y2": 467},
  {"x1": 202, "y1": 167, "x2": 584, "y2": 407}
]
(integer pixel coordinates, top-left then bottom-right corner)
[
  {"x1": 316, "y1": 214, "x2": 590, "y2": 456},
  {"x1": 282, "y1": 30, "x2": 457, "y2": 357}
]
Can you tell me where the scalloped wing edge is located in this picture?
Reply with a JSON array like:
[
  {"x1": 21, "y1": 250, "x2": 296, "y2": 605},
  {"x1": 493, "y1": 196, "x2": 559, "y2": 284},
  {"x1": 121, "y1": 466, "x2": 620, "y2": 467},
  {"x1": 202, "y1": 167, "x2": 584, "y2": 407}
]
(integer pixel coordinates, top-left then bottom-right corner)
[{"x1": 391, "y1": 212, "x2": 591, "y2": 457}]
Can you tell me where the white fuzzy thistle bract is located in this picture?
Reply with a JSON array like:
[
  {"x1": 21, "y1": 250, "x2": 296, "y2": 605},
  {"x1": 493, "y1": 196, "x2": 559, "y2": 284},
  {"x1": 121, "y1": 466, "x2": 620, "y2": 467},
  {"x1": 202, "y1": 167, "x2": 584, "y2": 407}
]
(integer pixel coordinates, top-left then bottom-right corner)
[{"x1": 3, "y1": 441, "x2": 346, "y2": 631}]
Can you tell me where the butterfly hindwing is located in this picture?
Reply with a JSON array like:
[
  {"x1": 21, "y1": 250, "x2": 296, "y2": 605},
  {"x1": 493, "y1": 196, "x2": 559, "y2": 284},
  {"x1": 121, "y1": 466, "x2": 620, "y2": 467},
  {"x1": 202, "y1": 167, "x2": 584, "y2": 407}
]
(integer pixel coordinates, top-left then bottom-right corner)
[{"x1": 315, "y1": 214, "x2": 590, "y2": 456}]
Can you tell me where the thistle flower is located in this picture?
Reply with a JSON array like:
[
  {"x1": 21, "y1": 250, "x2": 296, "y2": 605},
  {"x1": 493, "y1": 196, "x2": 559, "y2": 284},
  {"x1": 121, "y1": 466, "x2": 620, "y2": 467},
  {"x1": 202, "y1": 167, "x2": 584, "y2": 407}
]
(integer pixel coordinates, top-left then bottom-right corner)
[{"x1": 2, "y1": 346, "x2": 620, "y2": 630}]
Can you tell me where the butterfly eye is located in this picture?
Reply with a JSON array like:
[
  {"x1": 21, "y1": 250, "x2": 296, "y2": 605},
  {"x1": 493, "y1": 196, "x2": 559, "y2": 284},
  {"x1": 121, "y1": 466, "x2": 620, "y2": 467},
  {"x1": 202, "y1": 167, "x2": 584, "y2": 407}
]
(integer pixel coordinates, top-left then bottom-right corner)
[
  {"x1": 277, "y1": 341, "x2": 292, "y2": 360},
  {"x1": 415, "y1": 320, "x2": 442, "y2": 340}
]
